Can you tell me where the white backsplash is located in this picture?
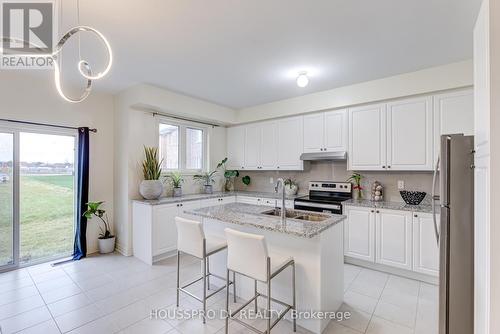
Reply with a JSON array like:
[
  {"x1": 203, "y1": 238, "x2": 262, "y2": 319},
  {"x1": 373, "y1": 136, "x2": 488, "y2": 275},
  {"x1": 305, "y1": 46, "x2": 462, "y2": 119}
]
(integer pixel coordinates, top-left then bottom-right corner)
[{"x1": 234, "y1": 161, "x2": 434, "y2": 202}]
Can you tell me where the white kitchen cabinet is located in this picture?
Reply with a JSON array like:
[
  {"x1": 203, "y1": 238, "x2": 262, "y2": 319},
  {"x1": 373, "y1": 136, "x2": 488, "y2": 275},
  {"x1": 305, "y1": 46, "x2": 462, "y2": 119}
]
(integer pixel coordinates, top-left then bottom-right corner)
[
  {"x1": 324, "y1": 109, "x2": 348, "y2": 152},
  {"x1": 303, "y1": 109, "x2": 347, "y2": 153},
  {"x1": 236, "y1": 195, "x2": 261, "y2": 205},
  {"x1": 244, "y1": 124, "x2": 261, "y2": 169},
  {"x1": 277, "y1": 116, "x2": 304, "y2": 170},
  {"x1": 133, "y1": 200, "x2": 201, "y2": 265},
  {"x1": 386, "y1": 96, "x2": 433, "y2": 170},
  {"x1": 344, "y1": 206, "x2": 376, "y2": 262},
  {"x1": 348, "y1": 104, "x2": 387, "y2": 170},
  {"x1": 413, "y1": 212, "x2": 440, "y2": 276},
  {"x1": 200, "y1": 196, "x2": 236, "y2": 207},
  {"x1": 433, "y1": 88, "x2": 474, "y2": 164},
  {"x1": 226, "y1": 126, "x2": 245, "y2": 170},
  {"x1": 236, "y1": 195, "x2": 293, "y2": 208},
  {"x1": 260, "y1": 121, "x2": 278, "y2": 170},
  {"x1": 375, "y1": 209, "x2": 413, "y2": 270}
]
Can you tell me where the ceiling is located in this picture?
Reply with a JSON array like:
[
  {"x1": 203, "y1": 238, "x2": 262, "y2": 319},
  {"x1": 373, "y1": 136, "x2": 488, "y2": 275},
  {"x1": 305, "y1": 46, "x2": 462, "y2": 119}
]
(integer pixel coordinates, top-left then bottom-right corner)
[{"x1": 58, "y1": 0, "x2": 482, "y2": 109}]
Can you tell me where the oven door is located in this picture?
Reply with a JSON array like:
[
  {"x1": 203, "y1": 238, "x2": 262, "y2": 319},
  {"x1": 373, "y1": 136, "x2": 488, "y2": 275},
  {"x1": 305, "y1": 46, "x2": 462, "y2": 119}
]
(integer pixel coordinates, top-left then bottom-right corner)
[{"x1": 294, "y1": 200, "x2": 342, "y2": 214}]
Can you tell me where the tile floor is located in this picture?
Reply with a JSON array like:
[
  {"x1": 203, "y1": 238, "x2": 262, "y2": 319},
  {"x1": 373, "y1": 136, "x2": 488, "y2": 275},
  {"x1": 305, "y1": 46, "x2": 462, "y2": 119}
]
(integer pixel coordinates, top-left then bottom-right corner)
[{"x1": 0, "y1": 254, "x2": 438, "y2": 334}]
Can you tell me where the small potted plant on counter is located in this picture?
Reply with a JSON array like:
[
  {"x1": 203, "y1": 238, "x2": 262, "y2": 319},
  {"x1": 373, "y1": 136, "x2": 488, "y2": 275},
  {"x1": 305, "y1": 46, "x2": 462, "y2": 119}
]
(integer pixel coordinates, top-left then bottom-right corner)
[
  {"x1": 193, "y1": 170, "x2": 217, "y2": 194},
  {"x1": 168, "y1": 171, "x2": 184, "y2": 197},
  {"x1": 284, "y1": 178, "x2": 298, "y2": 196},
  {"x1": 242, "y1": 175, "x2": 251, "y2": 187},
  {"x1": 217, "y1": 157, "x2": 239, "y2": 192},
  {"x1": 347, "y1": 172, "x2": 363, "y2": 199},
  {"x1": 83, "y1": 201, "x2": 115, "y2": 254},
  {"x1": 140, "y1": 146, "x2": 163, "y2": 200}
]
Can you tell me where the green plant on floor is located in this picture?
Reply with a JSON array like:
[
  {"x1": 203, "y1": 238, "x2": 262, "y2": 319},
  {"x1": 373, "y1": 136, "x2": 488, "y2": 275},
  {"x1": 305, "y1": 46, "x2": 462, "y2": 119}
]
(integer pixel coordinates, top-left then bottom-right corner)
[
  {"x1": 193, "y1": 170, "x2": 218, "y2": 186},
  {"x1": 142, "y1": 146, "x2": 162, "y2": 180},
  {"x1": 83, "y1": 201, "x2": 113, "y2": 239},
  {"x1": 167, "y1": 171, "x2": 184, "y2": 188},
  {"x1": 347, "y1": 172, "x2": 363, "y2": 199}
]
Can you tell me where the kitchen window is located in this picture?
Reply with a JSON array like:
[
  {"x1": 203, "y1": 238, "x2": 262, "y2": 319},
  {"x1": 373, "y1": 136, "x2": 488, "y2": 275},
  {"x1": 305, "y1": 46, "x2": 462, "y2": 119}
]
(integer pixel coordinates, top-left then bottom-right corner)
[{"x1": 159, "y1": 120, "x2": 207, "y2": 173}]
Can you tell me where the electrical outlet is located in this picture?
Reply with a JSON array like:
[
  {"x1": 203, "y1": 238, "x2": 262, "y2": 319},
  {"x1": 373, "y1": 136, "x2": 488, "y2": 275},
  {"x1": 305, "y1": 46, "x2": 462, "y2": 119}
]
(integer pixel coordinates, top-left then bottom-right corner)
[
  {"x1": 398, "y1": 180, "x2": 405, "y2": 190},
  {"x1": 269, "y1": 177, "x2": 274, "y2": 184}
]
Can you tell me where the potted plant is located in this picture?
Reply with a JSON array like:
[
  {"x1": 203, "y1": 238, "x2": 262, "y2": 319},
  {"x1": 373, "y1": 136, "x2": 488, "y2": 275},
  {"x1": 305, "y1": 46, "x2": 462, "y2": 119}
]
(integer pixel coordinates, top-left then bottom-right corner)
[
  {"x1": 140, "y1": 146, "x2": 163, "y2": 200},
  {"x1": 217, "y1": 157, "x2": 239, "y2": 192},
  {"x1": 242, "y1": 175, "x2": 251, "y2": 187},
  {"x1": 193, "y1": 170, "x2": 217, "y2": 194},
  {"x1": 168, "y1": 171, "x2": 184, "y2": 197},
  {"x1": 347, "y1": 172, "x2": 363, "y2": 199},
  {"x1": 284, "y1": 178, "x2": 298, "y2": 196},
  {"x1": 83, "y1": 201, "x2": 115, "y2": 254}
]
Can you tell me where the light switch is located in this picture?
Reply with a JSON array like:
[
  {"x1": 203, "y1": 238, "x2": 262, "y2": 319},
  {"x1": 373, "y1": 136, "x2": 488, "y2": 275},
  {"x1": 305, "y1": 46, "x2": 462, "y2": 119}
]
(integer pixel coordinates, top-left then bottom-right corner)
[{"x1": 397, "y1": 180, "x2": 405, "y2": 190}]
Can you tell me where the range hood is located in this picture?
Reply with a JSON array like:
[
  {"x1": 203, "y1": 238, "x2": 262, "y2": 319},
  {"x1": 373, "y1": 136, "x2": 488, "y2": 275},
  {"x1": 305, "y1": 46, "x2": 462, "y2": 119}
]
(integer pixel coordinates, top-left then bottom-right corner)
[{"x1": 300, "y1": 151, "x2": 347, "y2": 161}]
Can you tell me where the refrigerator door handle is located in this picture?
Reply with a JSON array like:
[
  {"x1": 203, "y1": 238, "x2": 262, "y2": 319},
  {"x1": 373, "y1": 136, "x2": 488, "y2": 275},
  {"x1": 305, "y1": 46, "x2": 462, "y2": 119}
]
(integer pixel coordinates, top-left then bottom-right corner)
[{"x1": 432, "y1": 156, "x2": 440, "y2": 246}]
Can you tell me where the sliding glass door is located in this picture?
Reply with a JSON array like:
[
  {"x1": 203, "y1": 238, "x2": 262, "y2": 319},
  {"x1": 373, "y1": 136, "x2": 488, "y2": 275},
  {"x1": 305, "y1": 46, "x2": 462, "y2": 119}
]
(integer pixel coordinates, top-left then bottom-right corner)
[
  {"x1": 0, "y1": 131, "x2": 15, "y2": 270},
  {"x1": 0, "y1": 125, "x2": 77, "y2": 271}
]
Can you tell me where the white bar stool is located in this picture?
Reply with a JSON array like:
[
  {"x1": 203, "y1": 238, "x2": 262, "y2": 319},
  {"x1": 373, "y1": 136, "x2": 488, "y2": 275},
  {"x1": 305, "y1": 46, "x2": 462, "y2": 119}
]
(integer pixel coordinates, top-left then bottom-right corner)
[
  {"x1": 224, "y1": 228, "x2": 296, "y2": 334},
  {"x1": 175, "y1": 217, "x2": 236, "y2": 323}
]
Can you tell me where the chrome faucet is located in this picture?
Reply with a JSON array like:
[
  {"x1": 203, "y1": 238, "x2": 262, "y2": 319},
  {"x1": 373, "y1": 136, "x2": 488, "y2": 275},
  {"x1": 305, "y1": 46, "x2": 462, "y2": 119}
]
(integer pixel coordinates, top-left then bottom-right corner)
[{"x1": 275, "y1": 178, "x2": 286, "y2": 221}]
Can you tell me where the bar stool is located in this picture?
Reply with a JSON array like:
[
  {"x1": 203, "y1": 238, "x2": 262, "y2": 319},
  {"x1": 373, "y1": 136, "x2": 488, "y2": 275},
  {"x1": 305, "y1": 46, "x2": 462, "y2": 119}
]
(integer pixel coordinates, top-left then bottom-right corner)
[
  {"x1": 224, "y1": 228, "x2": 296, "y2": 334},
  {"x1": 175, "y1": 217, "x2": 236, "y2": 323}
]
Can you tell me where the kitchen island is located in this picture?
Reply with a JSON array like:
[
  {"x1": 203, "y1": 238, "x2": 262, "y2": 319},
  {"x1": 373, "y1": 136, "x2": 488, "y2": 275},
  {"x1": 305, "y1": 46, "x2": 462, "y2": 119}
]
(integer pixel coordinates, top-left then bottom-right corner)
[{"x1": 185, "y1": 203, "x2": 346, "y2": 334}]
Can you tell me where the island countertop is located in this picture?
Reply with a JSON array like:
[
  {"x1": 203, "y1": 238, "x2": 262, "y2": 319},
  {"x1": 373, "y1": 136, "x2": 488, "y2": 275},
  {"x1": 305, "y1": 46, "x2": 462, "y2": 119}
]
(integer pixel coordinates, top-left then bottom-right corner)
[{"x1": 184, "y1": 202, "x2": 346, "y2": 238}]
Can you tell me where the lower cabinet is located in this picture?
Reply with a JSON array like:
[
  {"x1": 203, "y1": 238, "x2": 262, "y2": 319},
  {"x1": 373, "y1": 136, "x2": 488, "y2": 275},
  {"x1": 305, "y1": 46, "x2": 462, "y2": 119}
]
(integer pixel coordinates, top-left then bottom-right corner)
[
  {"x1": 344, "y1": 206, "x2": 439, "y2": 277},
  {"x1": 344, "y1": 206, "x2": 376, "y2": 262},
  {"x1": 236, "y1": 195, "x2": 294, "y2": 208},
  {"x1": 375, "y1": 209, "x2": 413, "y2": 271},
  {"x1": 413, "y1": 212, "x2": 440, "y2": 276}
]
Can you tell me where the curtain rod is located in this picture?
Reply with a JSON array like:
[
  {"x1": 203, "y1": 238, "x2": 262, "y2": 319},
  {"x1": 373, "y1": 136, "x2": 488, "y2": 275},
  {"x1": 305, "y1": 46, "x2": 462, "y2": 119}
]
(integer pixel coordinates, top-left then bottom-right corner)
[
  {"x1": 0, "y1": 118, "x2": 97, "y2": 133},
  {"x1": 151, "y1": 112, "x2": 219, "y2": 128}
]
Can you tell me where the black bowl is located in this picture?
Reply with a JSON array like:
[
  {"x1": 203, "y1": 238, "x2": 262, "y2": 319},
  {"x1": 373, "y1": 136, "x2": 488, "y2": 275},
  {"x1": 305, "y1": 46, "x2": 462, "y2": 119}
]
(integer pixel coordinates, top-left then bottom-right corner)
[{"x1": 400, "y1": 190, "x2": 426, "y2": 205}]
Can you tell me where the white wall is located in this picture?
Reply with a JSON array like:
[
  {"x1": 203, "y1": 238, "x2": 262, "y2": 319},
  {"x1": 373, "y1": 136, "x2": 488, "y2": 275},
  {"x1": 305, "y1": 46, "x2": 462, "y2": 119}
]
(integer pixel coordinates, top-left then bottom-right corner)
[
  {"x1": 113, "y1": 85, "x2": 228, "y2": 255},
  {"x1": 236, "y1": 60, "x2": 473, "y2": 123},
  {"x1": 0, "y1": 71, "x2": 114, "y2": 255}
]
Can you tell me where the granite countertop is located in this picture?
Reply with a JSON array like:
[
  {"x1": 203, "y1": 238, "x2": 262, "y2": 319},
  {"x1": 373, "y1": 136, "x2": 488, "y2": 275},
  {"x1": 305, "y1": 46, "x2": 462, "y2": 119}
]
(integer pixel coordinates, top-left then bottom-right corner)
[
  {"x1": 343, "y1": 199, "x2": 433, "y2": 213},
  {"x1": 185, "y1": 202, "x2": 346, "y2": 238},
  {"x1": 133, "y1": 191, "x2": 304, "y2": 206}
]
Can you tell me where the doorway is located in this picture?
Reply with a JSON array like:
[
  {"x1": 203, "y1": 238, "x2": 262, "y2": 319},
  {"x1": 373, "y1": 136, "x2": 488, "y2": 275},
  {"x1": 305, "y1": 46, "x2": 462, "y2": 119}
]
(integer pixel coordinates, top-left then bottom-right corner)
[{"x1": 0, "y1": 126, "x2": 77, "y2": 271}]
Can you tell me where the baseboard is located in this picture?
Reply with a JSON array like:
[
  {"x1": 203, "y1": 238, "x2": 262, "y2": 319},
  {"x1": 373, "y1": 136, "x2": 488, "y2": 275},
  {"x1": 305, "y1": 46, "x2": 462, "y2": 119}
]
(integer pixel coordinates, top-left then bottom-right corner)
[
  {"x1": 115, "y1": 242, "x2": 132, "y2": 257},
  {"x1": 344, "y1": 257, "x2": 439, "y2": 285}
]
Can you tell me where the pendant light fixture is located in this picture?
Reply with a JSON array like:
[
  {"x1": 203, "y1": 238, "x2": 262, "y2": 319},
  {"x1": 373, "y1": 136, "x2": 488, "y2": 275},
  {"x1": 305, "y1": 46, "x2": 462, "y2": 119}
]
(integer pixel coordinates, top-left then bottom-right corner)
[{"x1": 2, "y1": 0, "x2": 112, "y2": 103}]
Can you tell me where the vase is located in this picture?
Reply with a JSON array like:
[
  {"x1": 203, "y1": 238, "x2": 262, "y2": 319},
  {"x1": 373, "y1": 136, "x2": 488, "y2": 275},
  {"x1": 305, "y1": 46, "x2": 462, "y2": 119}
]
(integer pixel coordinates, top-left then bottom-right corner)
[
  {"x1": 285, "y1": 184, "x2": 298, "y2": 196},
  {"x1": 98, "y1": 236, "x2": 115, "y2": 254},
  {"x1": 204, "y1": 185, "x2": 213, "y2": 194},
  {"x1": 353, "y1": 189, "x2": 363, "y2": 200},
  {"x1": 224, "y1": 177, "x2": 234, "y2": 192},
  {"x1": 139, "y1": 180, "x2": 163, "y2": 200},
  {"x1": 173, "y1": 187, "x2": 182, "y2": 197}
]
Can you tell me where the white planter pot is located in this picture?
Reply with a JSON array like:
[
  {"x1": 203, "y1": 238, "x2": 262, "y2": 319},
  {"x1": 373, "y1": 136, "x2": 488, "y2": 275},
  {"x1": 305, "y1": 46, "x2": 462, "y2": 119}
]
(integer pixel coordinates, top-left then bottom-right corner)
[
  {"x1": 98, "y1": 236, "x2": 115, "y2": 254},
  {"x1": 285, "y1": 184, "x2": 298, "y2": 196},
  {"x1": 139, "y1": 180, "x2": 163, "y2": 200},
  {"x1": 204, "y1": 185, "x2": 213, "y2": 194},
  {"x1": 173, "y1": 187, "x2": 182, "y2": 197}
]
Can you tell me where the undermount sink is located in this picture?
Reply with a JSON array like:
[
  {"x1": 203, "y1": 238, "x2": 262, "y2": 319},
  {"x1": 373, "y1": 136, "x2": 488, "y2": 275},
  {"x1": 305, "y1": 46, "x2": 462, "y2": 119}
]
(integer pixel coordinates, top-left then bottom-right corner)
[
  {"x1": 261, "y1": 209, "x2": 298, "y2": 218},
  {"x1": 260, "y1": 209, "x2": 328, "y2": 222},
  {"x1": 294, "y1": 215, "x2": 328, "y2": 222}
]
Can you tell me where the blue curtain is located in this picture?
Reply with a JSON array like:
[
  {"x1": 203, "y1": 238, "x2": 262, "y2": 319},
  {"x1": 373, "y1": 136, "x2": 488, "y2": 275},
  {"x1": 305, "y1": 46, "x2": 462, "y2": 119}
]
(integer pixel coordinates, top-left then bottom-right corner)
[{"x1": 73, "y1": 127, "x2": 90, "y2": 260}]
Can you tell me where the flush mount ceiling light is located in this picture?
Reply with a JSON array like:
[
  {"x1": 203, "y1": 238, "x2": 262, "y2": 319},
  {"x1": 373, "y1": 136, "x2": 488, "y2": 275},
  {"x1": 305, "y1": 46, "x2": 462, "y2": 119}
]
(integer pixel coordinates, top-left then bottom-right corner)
[
  {"x1": 296, "y1": 72, "x2": 309, "y2": 88},
  {"x1": 1, "y1": 0, "x2": 112, "y2": 103}
]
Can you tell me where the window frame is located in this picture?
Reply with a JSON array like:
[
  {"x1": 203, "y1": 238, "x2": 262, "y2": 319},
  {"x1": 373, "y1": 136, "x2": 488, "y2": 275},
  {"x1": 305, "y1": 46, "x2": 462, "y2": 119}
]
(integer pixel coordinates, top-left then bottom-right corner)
[{"x1": 157, "y1": 117, "x2": 208, "y2": 175}]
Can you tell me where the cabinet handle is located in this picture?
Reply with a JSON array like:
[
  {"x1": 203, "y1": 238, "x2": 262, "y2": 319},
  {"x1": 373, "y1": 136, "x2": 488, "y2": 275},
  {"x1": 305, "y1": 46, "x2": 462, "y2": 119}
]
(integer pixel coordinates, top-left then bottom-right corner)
[
  {"x1": 382, "y1": 166, "x2": 386, "y2": 169},
  {"x1": 371, "y1": 210, "x2": 374, "y2": 213},
  {"x1": 388, "y1": 166, "x2": 391, "y2": 169},
  {"x1": 277, "y1": 166, "x2": 280, "y2": 169},
  {"x1": 414, "y1": 214, "x2": 418, "y2": 218},
  {"x1": 376, "y1": 210, "x2": 380, "y2": 213}
]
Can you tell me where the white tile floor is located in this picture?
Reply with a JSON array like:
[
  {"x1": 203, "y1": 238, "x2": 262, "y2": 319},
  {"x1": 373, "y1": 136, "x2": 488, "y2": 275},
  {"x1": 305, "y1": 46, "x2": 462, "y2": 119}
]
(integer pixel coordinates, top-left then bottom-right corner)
[{"x1": 0, "y1": 254, "x2": 438, "y2": 334}]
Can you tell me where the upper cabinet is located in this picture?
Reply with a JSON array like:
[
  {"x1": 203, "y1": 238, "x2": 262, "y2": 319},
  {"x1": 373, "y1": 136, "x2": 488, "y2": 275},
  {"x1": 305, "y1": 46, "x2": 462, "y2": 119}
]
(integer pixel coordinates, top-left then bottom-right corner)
[
  {"x1": 226, "y1": 126, "x2": 245, "y2": 170},
  {"x1": 277, "y1": 116, "x2": 304, "y2": 170},
  {"x1": 348, "y1": 103, "x2": 387, "y2": 170},
  {"x1": 349, "y1": 96, "x2": 433, "y2": 171},
  {"x1": 259, "y1": 121, "x2": 278, "y2": 170},
  {"x1": 386, "y1": 96, "x2": 433, "y2": 170},
  {"x1": 244, "y1": 124, "x2": 261, "y2": 169},
  {"x1": 433, "y1": 88, "x2": 474, "y2": 164},
  {"x1": 303, "y1": 109, "x2": 347, "y2": 153}
]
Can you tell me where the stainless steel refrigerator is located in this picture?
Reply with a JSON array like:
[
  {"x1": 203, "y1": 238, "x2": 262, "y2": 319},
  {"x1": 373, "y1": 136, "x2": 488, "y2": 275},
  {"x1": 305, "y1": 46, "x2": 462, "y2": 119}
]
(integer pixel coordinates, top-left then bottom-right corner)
[{"x1": 432, "y1": 134, "x2": 474, "y2": 334}]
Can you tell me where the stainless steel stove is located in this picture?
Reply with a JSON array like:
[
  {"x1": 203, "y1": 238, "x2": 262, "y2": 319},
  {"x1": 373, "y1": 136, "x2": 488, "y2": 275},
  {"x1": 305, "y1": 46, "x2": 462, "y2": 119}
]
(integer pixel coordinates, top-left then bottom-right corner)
[{"x1": 294, "y1": 181, "x2": 352, "y2": 214}]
